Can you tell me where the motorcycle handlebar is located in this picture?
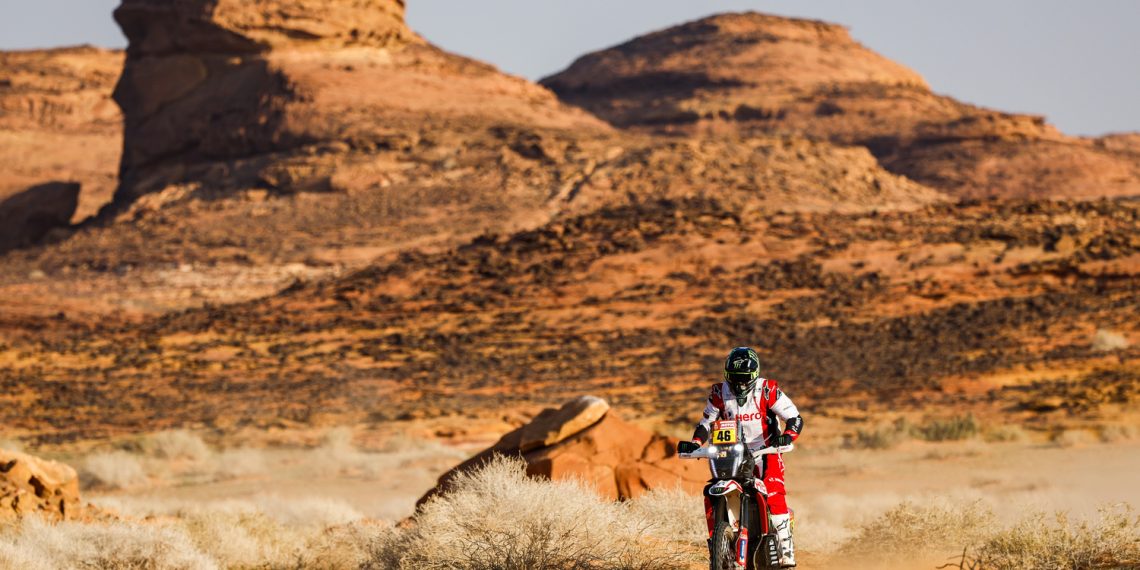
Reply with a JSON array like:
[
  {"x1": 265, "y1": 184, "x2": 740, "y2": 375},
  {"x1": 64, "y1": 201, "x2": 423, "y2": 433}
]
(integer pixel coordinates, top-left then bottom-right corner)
[{"x1": 677, "y1": 443, "x2": 794, "y2": 460}]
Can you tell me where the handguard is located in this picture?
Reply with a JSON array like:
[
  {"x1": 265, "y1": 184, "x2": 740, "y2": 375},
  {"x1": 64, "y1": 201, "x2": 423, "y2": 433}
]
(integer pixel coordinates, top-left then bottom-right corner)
[{"x1": 751, "y1": 444, "x2": 794, "y2": 459}]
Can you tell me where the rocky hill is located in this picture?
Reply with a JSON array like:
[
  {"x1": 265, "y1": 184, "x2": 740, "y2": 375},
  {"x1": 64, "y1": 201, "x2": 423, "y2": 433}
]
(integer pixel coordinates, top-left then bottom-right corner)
[{"x1": 542, "y1": 12, "x2": 1140, "y2": 200}]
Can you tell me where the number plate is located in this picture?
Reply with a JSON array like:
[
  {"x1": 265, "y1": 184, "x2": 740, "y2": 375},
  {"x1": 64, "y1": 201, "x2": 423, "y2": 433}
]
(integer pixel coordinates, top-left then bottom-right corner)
[{"x1": 711, "y1": 420, "x2": 738, "y2": 444}]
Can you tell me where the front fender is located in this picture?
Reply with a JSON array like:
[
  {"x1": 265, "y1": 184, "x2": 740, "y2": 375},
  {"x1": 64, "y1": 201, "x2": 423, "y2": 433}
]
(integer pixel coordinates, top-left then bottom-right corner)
[{"x1": 707, "y1": 480, "x2": 744, "y2": 497}]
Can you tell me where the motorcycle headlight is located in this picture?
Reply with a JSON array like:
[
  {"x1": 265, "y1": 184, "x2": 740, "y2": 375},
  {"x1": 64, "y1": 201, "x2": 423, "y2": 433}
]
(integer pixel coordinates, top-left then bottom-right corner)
[
  {"x1": 733, "y1": 443, "x2": 744, "y2": 453},
  {"x1": 707, "y1": 445, "x2": 719, "y2": 456}
]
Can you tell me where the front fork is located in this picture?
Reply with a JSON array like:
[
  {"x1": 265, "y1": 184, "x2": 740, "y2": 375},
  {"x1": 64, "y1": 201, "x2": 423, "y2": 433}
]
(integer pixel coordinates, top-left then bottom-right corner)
[{"x1": 705, "y1": 492, "x2": 754, "y2": 568}]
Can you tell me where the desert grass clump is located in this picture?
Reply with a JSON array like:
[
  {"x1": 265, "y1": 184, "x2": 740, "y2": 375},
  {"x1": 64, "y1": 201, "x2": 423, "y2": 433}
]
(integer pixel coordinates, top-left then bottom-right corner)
[
  {"x1": 366, "y1": 456, "x2": 694, "y2": 570},
  {"x1": 81, "y1": 450, "x2": 149, "y2": 490},
  {"x1": 253, "y1": 495, "x2": 364, "y2": 528},
  {"x1": 848, "y1": 418, "x2": 910, "y2": 450},
  {"x1": 1052, "y1": 429, "x2": 1097, "y2": 448},
  {"x1": 1097, "y1": 423, "x2": 1139, "y2": 443},
  {"x1": 914, "y1": 414, "x2": 979, "y2": 442},
  {"x1": 983, "y1": 423, "x2": 1030, "y2": 443},
  {"x1": 180, "y1": 508, "x2": 294, "y2": 568},
  {"x1": 84, "y1": 496, "x2": 375, "y2": 569},
  {"x1": 975, "y1": 505, "x2": 1140, "y2": 569},
  {"x1": 624, "y1": 487, "x2": 706, "y2": 546},
  {"x1": 143, "y1": 430, "x2": 212, "y2": 461},
  {"x1": 0, "y1": 516, "x2": 217, "y2": 570},
  {"x1": 311, "y1": 427, "x2": 467, "y2": 480},
  {"x1": 211, "y1": 447, "x2": 268, "y2": 479},
  {"x1": 291, "y1": 521, "x2": 380, "y2": 569}
]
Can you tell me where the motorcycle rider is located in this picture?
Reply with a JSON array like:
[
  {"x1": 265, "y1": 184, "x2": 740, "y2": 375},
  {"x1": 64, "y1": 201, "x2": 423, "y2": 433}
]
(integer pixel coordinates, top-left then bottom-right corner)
[{"x1": 678, "y1": 346, "x2": 804, "y2": 567}]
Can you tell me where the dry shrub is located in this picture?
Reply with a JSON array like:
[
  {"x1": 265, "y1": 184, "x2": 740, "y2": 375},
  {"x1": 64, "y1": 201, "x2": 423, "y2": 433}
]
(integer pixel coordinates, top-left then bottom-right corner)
[
  {"x1": 1097, "y1": 424, "x2": 1139, "y2": 443},
  {"x1": 848, "y1": 418, "x2": 910, "y2": 450},
  {"x1": 310, "y1": 427, "x2": 467, "y2": 480},
  {"x1": 180, "y1": 509, "x2": 374, "y2": 570},
  {"x1": 144, "y1": 430, "x2": 211, "y2": 461},
  {"x1": 81, "y1": 495, "x2": 375, "y2": 569},
  {"x1": 922, "y1": 440, "x2": 987, "y2": 461},
  {"x1": 976, "y1": 505, "x2": 1140, "y2": 569},
  {"x1": 366, "y1": 456, "x2": 695, "y2": 570},
  {"x1": 833, "y1": 500, "x2": 996, "y2": 561},
  {"x1": 253, "y1": 495, "x2": 364, "y2": 528},
  {"x1": 211, "y1": 447, "x2": 268, "y2": 480},
  {"x1": 81, "y1": 450, "x2": 149, "y2": 490},
  {"x1": 292, "y1": 522, "x2": 383, "y2": 569},
  {"x1": 914, "y1": 414, "x2": 979, "y2": 442},
  {"x1": 624, "y1": 487, "x2": 706, "y2": 547},
  {"x1": 1052, "y1": 429, "x2": 1097, "y2": 448},
  {"x1": 983, "y1": 424, "x2": 1030, "y2": 443},
  {"x1": 180, "y1": 509, "x2": 293, "y2": 568},
  {"x1": 0, "y1": 516, "x2": 217, "y2": 570}
]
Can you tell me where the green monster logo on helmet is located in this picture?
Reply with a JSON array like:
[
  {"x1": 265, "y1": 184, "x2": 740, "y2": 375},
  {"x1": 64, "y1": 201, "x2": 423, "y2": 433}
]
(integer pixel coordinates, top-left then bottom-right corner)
[{"x1": 724, "y1": 346, "x2": 760, "y2": 404}]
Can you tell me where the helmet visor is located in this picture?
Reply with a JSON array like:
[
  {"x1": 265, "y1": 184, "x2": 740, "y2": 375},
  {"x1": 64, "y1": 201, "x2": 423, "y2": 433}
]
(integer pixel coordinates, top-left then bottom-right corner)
[{"x1": 726, "y1": 371, "x2": 756, "y2": 389}]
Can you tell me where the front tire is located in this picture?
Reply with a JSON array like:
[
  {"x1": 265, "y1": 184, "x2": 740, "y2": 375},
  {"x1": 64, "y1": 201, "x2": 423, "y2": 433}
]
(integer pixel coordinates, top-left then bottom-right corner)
[{"x1": 709, "y1": 518, "x2": 740, "y2": 570}]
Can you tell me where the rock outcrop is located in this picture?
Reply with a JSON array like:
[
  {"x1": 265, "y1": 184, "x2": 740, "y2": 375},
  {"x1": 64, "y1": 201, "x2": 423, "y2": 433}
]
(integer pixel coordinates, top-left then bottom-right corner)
[
  {"x1": 110, "y1": 0, "x2": 606, "y2": 209},
  {"x1": 0, "y1": 182, "x2": 81, "y2": 254},
  {"x1": 0, "y1": 46, "x2": 123, "y2": 222},
  {"x1": 0, "y1": 449, "x2": 82, "y2": 521},
  {"x1": 543, "y1": 12, "x2": 1140, "y2": 200},
  {"x1": 421, "y1": 397, "x2": 707, "y2": 504}
]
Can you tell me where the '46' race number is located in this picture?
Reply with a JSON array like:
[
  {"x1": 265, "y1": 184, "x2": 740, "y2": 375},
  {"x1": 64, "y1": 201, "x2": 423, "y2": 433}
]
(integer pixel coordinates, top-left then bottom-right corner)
[{"x1": 711, "y1": 420, "x2": 738, "y2": 444}]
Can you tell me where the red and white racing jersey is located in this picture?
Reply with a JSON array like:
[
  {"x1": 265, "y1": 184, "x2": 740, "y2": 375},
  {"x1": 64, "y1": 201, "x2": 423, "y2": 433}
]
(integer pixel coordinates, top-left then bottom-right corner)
[{"x1": 697, "y1": 378, "x2": 800, "y2": 451}]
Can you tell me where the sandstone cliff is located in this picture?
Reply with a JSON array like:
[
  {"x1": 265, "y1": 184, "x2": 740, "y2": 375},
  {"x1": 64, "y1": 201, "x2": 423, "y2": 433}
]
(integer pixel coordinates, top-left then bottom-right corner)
[
  {"x1": 542, "y1": 12, "x2": 1140, "y2": 200},
  {"x1": 110, "y1": 0, "x2": 606, "y2": 208},
  {"x1": 0, "y1": 46, "x2": 122, "y2": 232}
]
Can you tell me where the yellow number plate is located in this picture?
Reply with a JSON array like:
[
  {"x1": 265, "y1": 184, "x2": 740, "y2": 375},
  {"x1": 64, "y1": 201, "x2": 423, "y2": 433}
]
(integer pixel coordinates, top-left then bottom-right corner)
[
  {"x1": 711, "y1": 420, "x2": 738, "y2": 444},
  {"x1": 712, "y1": 429, "x2": 737, "y2": 444}
]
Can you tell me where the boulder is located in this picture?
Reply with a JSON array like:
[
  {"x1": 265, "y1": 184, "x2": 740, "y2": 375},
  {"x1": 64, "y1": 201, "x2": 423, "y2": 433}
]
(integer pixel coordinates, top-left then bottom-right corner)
[
  {"x1": 420, "y1": 397, "x2": 707, "y2": 504},
  {"x1": 518, "y1": 395, "x2": 609, "y2": 452},
  {"x1": 0, "y1": 449, "x2": 82, "y2": 521},
  {"x1": 0, "y1": 182, "x2": 81, "y2": 254}
]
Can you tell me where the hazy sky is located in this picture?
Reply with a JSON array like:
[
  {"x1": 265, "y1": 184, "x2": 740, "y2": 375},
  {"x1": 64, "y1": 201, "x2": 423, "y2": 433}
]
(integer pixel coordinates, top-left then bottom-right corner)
[{"x1": 2, "y1": 0, "x2": 1137, "y2": 136}]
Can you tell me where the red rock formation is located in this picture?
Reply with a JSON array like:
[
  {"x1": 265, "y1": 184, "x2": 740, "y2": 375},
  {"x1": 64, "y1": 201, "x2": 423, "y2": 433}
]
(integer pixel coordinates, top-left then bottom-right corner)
[
  {"x1": 110, "y1": 0, "x2": 606, "y2": 208},
  {"x1": 0, "y1": 182, "x2": 81, "y2": 254},
  {"x1": 421, "y1": 397, "x2": 707, "y2": 504},
  {"x1": 0, "y1": 448, "x2": 82, "y2": 521},
  {"x1": 543, "y1": 12, "x2": 1140, "y2": 200}
]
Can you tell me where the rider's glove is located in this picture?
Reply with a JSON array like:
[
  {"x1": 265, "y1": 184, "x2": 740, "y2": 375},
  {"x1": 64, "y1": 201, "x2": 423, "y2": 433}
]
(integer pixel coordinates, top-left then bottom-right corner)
[
  {"x1": 772, "y1": 434, "x2": 794, "y2": 447},
  {"x1": 677, "y1": 440, "x2": 701, "y2": 454}
]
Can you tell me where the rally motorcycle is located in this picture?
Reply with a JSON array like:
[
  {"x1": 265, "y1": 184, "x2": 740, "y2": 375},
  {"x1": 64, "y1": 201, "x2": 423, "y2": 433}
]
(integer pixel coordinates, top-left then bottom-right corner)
[{"x1": 679, "y1": 419, "x2": 794, "y2": 570}]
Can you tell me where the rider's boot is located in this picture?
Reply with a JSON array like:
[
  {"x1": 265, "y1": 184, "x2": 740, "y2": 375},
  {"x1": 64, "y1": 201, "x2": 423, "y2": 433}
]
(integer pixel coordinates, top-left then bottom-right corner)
[{"x1": 771, "y1": 513, "x2": 796, "y2": 567}]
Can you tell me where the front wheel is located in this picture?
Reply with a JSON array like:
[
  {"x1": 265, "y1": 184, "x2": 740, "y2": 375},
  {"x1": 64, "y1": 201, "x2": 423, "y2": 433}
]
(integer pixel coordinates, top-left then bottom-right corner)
[{"x1": 709, "y1": 518, "x2": 741, "y2": 570}]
